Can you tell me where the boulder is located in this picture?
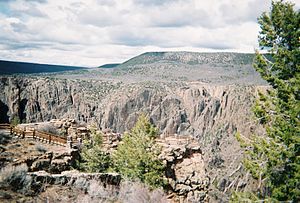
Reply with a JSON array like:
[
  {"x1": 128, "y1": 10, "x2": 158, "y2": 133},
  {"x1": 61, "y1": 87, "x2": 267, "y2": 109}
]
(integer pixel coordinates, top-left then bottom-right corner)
[{"x1": 31, "y1": 159, "x2": 50, "y2": 171}]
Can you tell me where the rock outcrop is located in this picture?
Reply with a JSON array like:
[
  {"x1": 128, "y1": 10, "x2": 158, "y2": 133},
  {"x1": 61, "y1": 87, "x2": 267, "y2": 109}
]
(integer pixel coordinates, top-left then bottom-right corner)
[
  {"x1": 28, "y1": 170, "x2": 121, "y2": 189},
  {"x1": 159, "y1": 136, "x2": 210, "y2": 202},
  {"x1": 23, "y1": 149, "x2": 79, "y2": 173},
  {"x1": 0, "y1": 129, "x2": 80, "y2": 174},
  {"x1": 0, "y1": 77, "x2": 265, "y2": 136}
]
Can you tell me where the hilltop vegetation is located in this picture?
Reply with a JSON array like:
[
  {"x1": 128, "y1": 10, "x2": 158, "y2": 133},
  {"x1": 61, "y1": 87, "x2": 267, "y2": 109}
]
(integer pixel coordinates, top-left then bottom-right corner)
[
  {"x1": 119, "y1": 52, "x2": 254, "y2": 66},
  {"x1": 108, "y1": 52, "x2": 265, "y2": 85},
  {"x1": 1, "y1": 52, "x2": 266, "y2": 86},
  {"x1": 46, "y1": 52, "x2": 267, "y2": 86}
]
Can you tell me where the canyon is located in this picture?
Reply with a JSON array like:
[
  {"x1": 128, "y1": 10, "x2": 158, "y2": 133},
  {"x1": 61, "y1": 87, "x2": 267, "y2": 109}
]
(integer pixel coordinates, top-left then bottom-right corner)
[{"x1": 0, "y1": 52, "x2": 269, "y2": 202}]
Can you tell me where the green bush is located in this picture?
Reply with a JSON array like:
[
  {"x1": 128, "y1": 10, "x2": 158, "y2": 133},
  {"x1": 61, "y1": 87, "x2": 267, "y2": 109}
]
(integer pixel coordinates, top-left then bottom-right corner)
[
  {"x1": 78, "y1": 129, "x2": 110, "y2": 173},
  {"x1": 112, "y1": 114, "x2": 166, "y2": 189},
  {"x1": 10, "y1": 116, "x2": 20, "y2": 126}
]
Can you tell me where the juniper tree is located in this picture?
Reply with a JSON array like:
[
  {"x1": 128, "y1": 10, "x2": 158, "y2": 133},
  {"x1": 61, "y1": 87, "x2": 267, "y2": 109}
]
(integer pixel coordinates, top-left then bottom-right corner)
[
  {"x1": 236, "y1": 1, "x2": 299, "y2": 201},
  {"x1": 112, "y1": 114, "x2": 165, "y2": 189},
  {"x1": 79, "y1": 128, "x2": 110, "y2": 173}
]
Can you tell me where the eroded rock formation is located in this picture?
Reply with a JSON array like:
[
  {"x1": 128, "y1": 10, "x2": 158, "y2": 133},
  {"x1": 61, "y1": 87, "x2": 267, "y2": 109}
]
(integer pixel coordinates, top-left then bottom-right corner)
[{"x1": 0, "y1": 77, "x2": 265, "y2": 136}]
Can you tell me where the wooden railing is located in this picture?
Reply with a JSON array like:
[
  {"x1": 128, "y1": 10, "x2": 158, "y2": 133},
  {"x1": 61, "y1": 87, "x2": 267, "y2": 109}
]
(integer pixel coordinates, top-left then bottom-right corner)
[
  {"x1": 34, "y1": 131, "x2": 67, "y2": 145},
  {"x1": 0, "y1": 123, "x2": 67, "y2": 146},
  {"x1": 0, "y1": 123, "x2": 11, "y2": 129}
]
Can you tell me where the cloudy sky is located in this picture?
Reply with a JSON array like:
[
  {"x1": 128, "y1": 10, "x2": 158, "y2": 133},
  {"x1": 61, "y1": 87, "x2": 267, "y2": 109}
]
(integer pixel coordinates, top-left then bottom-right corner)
[{"x1": 0, "y1": 0, "x2": 299, "y2": 67}]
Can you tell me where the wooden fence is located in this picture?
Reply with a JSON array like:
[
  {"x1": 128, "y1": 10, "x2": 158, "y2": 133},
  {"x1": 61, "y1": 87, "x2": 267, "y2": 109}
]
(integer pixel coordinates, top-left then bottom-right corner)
[
  {"x1": 0, "y1": 123, "x2": 67, "y2": 146},
  {"x1": 0, "y1": 123, "x2": 11, "y2": 129}
]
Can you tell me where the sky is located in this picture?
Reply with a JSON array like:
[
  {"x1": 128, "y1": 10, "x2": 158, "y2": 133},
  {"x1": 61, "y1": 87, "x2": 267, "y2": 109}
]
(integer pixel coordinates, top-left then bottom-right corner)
[{"x1": 0, "y1": 0, "x2": 299, "y2": 67}]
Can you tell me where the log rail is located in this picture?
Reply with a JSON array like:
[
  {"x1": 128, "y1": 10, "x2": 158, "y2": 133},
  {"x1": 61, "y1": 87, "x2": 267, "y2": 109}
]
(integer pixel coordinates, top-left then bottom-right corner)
[
  {"x1": 0, "y1": 123, "x2": 67, "y2": 146},
  {"x1": 0, "y1": 123, "x2": 11, "y2": 129}
]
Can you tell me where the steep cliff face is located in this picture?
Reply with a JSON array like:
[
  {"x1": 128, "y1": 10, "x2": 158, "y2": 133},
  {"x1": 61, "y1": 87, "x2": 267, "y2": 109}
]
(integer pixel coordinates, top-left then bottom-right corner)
[
  {"x1": 0, "y1": 77, "x2": 264, "y2": 138},
  {"x1": 100, "y1": 83, "x2": 263, "y2": 137},
  {"x1": 0, "y1": 77, "x2": 117, "y2": 123}
]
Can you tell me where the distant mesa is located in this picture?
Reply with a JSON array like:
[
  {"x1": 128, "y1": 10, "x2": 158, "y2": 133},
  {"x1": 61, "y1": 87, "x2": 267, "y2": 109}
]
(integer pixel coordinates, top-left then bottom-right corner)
[
  {"x1": 98, "y1": 63, "x2": 121, "y2": 68},
  {"x1": 105, "y1": 51, "x2": 267, "y2": 85},
  {"x1": 118, "y1": 51, "x2": 255, "y2": 68},
  {"x1": 0, "y1": 60, "x2": 86, "y2": 74}
]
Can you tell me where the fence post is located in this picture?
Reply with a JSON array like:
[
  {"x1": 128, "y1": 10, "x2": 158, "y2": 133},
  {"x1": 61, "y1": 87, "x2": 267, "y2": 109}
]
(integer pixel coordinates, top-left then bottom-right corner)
[
  {"x1": 77, "y1": 137, "x2": 82, "y2": 149},
  {"x1": 22, "y1": 131, "x2": 25, "y2": 139},
  {"x1": 49, "y1": 135, "x2": 51, "y2": 144},
  {"x1": 67, "y1": 135, "x2": 73, "y2": 148}
]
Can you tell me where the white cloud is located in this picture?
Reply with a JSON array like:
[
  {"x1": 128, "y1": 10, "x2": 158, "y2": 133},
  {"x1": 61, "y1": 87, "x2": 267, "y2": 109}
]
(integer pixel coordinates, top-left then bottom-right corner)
[{"x1": 0, "y1": 0, "x2": 298, "y2": 66}]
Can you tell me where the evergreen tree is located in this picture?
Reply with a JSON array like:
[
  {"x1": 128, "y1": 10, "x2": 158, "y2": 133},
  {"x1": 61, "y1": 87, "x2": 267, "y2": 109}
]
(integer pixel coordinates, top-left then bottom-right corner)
[
  {"x1": 11, "y1": 116, "x2": 20, "y2": 127},
  {"x1": 79, "y1": 128, "x2": 111, "y2": 173},
  {"x1": 236, "y1": 1, "x2": 299, "y2": 201},
  {"x1": 112, "y1": 114, "x2": 165, "y2": 188}
]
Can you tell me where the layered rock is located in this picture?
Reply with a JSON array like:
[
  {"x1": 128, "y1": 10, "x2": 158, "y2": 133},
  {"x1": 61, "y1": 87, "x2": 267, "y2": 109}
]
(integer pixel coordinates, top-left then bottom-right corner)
[
  {"x1": 28, "y1": 170, "x2": 121, "y2": 188},
  {"x1": 159, "y1": 136, "x2": 210, "y2": 202},
  {"x1": 20, "y1": 149, "x2": 79, "y2": 174},
  {"x1": 0, "y1": 77, "x2": 265, "y2": 137}
]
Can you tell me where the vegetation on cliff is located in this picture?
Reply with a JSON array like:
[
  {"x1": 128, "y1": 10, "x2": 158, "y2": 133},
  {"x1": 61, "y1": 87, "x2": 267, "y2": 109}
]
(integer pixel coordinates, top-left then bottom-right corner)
[
  {"x1": 112, "y1": 115, "x2": 166, "y2": 189},
  {"x1": 78, "y1": 129, "x2": 111, "y2": 173},
  {"x1": 77, "y1": 115, "x2": 165, "y2": 189},
  {"x1": 235, "y1": 1, "x2": 299, "y2": 201}
]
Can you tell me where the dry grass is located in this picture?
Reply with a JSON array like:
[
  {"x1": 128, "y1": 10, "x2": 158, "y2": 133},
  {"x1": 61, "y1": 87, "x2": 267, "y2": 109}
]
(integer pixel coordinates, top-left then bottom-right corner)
[
  {"x1": 0, "y1": 164, "x2": 32, "y2": 194},
  {"x1": 118, "y1": 181, "x2": 168, "y2": 203},
  {"x1": 37, "y1": 179, "x2": 168, "y2": 203},
  {"x1": 37, "y1": 123, "x2": 59, "y2": 135},
  {"x1": 35, "y1": 144, "x2": 47, "y2": 153}
]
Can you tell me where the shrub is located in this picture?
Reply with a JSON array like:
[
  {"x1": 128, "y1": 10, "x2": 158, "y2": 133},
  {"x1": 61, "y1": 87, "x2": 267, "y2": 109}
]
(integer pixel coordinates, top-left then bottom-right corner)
[
  {"x1": 71, "y1": 178, "x2": 118, "y2": 202},
  {"x1": 77, "y1": 129, "x2": 110, "y2": 173},
  {"x1": 0, "y1": 164, "x2": 32, "y2": 193},
  {"x1": 112, "y1": 114, "x2": 166, "y2": 189},
  {"x1": 87, "y1": 179, "x2": 117, "y2": 199},
  {"x1": 10, "y1": 116, "x2": 20, "y2": 126},
  {"x1": 74, "y1": 180, "x2": 166, "y2": 203},
  {"x1": 118, "y1": 180, "x2": 167, "y2": 203},
  {"x1": 37, "y1": 123, "x2": 59, "y2": 135},
  {"x1": 35, "y1": 144, "x2": 47, "y2": 153}
]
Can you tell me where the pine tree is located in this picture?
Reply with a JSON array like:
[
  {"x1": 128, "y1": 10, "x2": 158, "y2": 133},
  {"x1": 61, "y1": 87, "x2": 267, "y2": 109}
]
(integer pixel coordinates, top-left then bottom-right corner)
[
  {"x1": 112, "y1": 114, "x2": 165, "y2": 188},
  {"x1": 79, "y1": 129, "x2": 111, "y2": 173},
  {"x1": 236, "y1": 1, "x2": 299, "y2": 201}
]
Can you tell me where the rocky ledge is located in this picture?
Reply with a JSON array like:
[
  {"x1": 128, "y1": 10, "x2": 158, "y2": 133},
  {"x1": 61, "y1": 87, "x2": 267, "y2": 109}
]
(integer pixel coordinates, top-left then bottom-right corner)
[
  {"x1": 0, "y1": 129, "x2": 80, "y2": 173},
  {"x1": 159, "y1": 136, "x2": 210, "y2": 202},
  {"x1": 28, "y1": 170, "x2": 121, "y2": 188}
]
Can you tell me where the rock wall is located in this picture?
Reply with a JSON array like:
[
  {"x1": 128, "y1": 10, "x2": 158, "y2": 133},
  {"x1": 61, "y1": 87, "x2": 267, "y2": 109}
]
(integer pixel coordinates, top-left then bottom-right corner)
[
  {"x1": 0, "y1": 77, "x2": 265, "y2": 136},
  {"x1": 28, "y1": 170, "x2": 121, "y2": 188},
  {"x1": 159, "y1": 137, "x2": 209, "y2": 202}
]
